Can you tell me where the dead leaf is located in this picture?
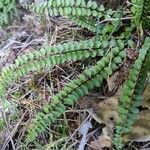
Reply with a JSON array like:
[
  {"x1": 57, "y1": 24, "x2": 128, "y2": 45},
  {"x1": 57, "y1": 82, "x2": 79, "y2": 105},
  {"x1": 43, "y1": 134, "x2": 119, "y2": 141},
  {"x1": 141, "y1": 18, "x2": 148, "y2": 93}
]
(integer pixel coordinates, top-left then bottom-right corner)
[
  {"x1": 123, "y1": 109, "x2": 150, "y2": 142},
  {"x1": 90, "y1": 136, "x2": 112, "y2": 150},
  {"x1": 107, "y1": 72, "x2": 119, "y2": 92},
  {"x1": 89, "y1": 83, "x2": 150, "y2": 144},
  {"x1": 95, "y1": 96, "x2": 119, "y2": 123}
]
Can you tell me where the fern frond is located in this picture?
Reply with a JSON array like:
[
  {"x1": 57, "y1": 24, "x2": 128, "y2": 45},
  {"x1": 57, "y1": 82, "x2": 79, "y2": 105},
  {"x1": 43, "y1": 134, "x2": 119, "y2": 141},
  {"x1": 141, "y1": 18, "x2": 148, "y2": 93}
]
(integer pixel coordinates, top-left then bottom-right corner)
[
  {"x1": 26, "y1": 43, "x2": 126, "y2": 142},
  {"x1": 141, "y1": 0, "x2": 150, "y2": 28},
  {"x1": 30, "y1": 0, "x2": 106, "y2": 18},
  {"x1": 131, "y1": 0, "x2": 150, "y2": 28},
  {"x1": 113, "y1": 37, "x2": 150, "y2": 149},
  {"x1": 30, "y1": 0, "x2": 126, "y2": 36},
  {"x1": 30, "y1": 0, "x2": 121, "y2": 34},
  {"x1": 0, "y1": 0, "x2": 17, "y2": 26},
  {"x1": 0, "y1": 39, "x2": 108, "y2": 98}
]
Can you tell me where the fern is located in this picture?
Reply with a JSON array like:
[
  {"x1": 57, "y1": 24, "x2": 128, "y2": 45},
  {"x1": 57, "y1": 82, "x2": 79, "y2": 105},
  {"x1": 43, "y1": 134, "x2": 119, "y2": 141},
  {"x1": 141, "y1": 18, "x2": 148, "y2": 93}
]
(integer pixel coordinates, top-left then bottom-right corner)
[
  {"x1": 113, "y1": 37, "x2": 150, "y2": 149},
  {"x1": 0, "y1": 0, "x2": 149, "y2": 148},
  {"x1": 26, "y1": 43, "x2": 126, "y2": 142}
]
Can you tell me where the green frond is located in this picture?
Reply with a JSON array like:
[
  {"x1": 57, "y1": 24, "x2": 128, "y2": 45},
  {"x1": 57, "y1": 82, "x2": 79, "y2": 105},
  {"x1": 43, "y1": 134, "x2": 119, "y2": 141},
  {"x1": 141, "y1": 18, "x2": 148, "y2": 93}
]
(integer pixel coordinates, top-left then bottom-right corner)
[
  {"x1": 30, "y1": 0, "x2": 122, "y2": 34},
  {"x1": 26, "y1": 43, "x2": 126, "y2": 142},
  {"x1": 30, "y1": 0, "x2": 106, "y2": 18},
  {"x1": 0, "y1": 0, "x2": 17, "y2": 26},
  {"x1": 131, "y1": 0, "x2": 150, "y2": 28},
  {"x1": 113, "y1": 37, "x2": 150, "y2": 149},
  {"x1": 0, "y1": 39, "x2": 108, "y2": 98}
]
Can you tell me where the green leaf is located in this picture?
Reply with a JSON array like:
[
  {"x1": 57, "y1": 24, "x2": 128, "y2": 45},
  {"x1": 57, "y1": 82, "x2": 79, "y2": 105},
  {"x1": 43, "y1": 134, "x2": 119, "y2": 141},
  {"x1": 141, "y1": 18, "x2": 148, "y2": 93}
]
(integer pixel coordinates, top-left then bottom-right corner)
[
  {"x1": 118, "y1": 106, "x2": 128, "y2": 115},
  {"x1": 80, "y1": 85, "x2": 89, "y2": 94},
  {"x1": 64, "y1": 98, "x2": 74, "y2": 105},
  {"x1": 55, "y1": 105, "x2": 65, "y2": 113},
  {"x1": 84, "y1": 69, "x2": 92, "y2": 77},
  {"x1": 104, "y1": 67, "x2": 112, "y2": 75},
  {"x1": 114, "y1": 57, "x2": 122, "y2": 64},
  {"x1": 47, "y1": 114, "x2": 55, "y2": 122},
  {"x1": 130, "y1": 107, "x2": 139, "y2": 114},
  {"x1": 28, "y1": 53, "x2": 34, "y2": 60},
  {"x1": 127, "y1": 80, "x2": 135, "y2": 89},
  {"x1": 43, "y1": 105, "x2": 51, "y2": 113},
  {"x1": 87, "y1": 1, "x2": 93, "y2": 8},
  {"x1": 98, "y1": 5, "x2": 105, "y2": 11},
  {"x1": 68, "y1": 94, "x2": 78, "y2": 101},
  {"x1": 76, "y1": 88, "x2": 84, "y2": 96},
  {"x1": 120, "y1": 95, "x2": 130, "y2": 103},
  {"x1": 51, "y1": 111, "x2": 61, "y2": 118},
  {"x1": 15, "y1": 59, "x2": 20, "y2": 66}
]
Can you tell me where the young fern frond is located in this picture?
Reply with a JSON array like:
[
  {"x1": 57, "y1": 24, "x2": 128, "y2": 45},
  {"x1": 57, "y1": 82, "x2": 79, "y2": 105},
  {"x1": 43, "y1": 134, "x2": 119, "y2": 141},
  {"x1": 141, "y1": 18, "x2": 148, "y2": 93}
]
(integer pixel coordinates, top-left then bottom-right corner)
[
  {"x1": 113, "y1": 37, "x2": 150, "y2": 149},
  {"x1": 131, "y1": 0, "x2": 150, "y2": 28},
  {"x1": 0, "y1": 39, "x2": 108, "y2": 99},
  {"x1": 30, "y1": 0, "x2": 106, "y2": 18},
  {"x1": 26, "y1": 43, "x2": 126, "y2": 142}
]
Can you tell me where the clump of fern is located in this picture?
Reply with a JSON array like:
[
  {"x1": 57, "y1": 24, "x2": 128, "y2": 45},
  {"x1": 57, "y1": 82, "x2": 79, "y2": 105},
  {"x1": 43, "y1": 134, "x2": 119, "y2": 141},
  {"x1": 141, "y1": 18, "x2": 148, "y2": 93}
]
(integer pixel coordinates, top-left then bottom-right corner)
[{"x1": 0, "y1": 0, "x2": 150, "y2": 149}]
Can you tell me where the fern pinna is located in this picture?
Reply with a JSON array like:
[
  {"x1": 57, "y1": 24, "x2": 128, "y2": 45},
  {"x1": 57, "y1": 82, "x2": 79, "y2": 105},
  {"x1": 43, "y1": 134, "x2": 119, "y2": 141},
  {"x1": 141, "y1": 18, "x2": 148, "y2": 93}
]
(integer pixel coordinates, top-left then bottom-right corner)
[{"x1": 0, "y1": 0, "x2": 150, "y2": 149}]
